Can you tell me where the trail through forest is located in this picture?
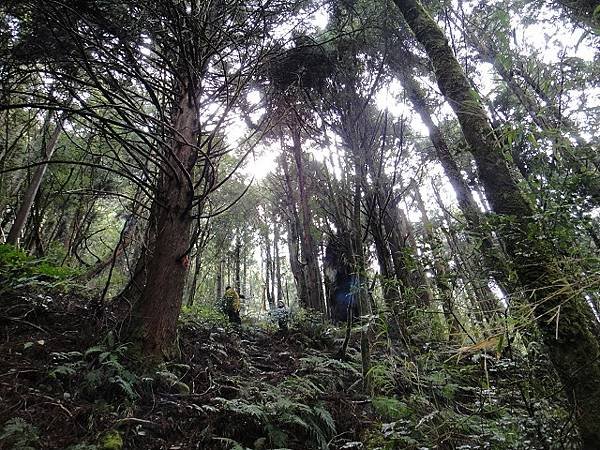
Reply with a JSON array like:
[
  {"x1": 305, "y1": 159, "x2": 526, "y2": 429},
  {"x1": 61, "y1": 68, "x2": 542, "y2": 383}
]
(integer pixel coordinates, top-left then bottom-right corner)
[
  {"x1": 1, "y1": 290, "x2": 368, "y2": 449},
  {"x1": 0, "y1": 288, "x2": 578, "y2": 449}
]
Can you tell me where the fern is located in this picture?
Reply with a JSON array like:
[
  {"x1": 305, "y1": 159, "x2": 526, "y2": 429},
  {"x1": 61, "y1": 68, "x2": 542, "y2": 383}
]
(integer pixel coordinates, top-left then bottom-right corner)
[
  {"x1": 372, "y1": 396, "x2": 413, "y2": 420},
  {"x1": 214, "y1": 380, "x2": 336, "y2": 450},
  {"x1": 216, "y1": 398, "x2": 269, "y2": 423},
  {"x1": 299, "y1": 355, "x2": 360, "y2": 375},
  {"x1": 47, "y1": 344, "x2": 139, "y2": 400},
  {"x1": 279, "y1": 375, "x2": 325, "y2": 399},
  {"x1": 313, "y1": 405, "x2": 336, "y2": 435},
  {"x1": 0, "y1": 418, "x2": 40, "y2": 450},
  {"x1": 367, "y1": 362, "x2": 396, "y2": 395}
]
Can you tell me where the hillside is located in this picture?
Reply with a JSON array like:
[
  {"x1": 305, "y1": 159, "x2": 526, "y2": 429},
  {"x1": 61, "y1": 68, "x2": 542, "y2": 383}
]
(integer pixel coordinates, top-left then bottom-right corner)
[{"x1": 1, "y1": 287, "x2": 577, "y2": 449}]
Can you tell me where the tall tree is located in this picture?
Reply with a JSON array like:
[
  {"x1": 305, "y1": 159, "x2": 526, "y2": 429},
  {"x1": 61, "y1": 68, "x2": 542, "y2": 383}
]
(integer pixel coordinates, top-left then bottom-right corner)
[
  {"x1": 6, "y1": 111, "x2": 65, "y2": 245},
  {"x1": 2, "y1": 0, "x2": 279, "y2": 357},
  {"x1": 391, "y1": 0, "x2": 600, "y2": 444}
]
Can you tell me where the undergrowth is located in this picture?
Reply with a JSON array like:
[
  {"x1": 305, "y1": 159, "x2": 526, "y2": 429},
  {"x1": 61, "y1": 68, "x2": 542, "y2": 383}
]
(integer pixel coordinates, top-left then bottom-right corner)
[
  {"x1": 0, "y1": 244, "x2": 80, "y2": 294},
  {"x1": 0, "y1": 283, "x2": 580, "y2": 450},
  {"x1": 362, "y1": 344, "x2": 579, "y2": 449}
]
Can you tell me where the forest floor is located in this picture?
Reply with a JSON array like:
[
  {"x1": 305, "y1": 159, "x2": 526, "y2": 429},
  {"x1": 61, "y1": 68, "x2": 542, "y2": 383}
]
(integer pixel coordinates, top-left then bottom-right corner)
[
  {"x1": 1, "y1": 290, "x2": 371, "y2": 449},
  {"x1": 0, "y1": 288, "x2": 580, "y2": 450}
]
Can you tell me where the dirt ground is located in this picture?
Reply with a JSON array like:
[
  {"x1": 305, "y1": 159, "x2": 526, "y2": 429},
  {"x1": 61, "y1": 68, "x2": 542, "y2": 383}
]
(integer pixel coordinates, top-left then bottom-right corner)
[{"x1": 0, "y1": 291, "x2": 369, "y2": 449}]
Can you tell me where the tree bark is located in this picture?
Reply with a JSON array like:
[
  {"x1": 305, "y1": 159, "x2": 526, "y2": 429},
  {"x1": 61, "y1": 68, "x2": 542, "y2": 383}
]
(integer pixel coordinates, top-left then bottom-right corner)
[
  {"x1": 216, "y1": 257, "x2": 224, "y2": 301},
  {"x1": 469, "y1": 35, "x2": 600, "y2": 207},
  {"x1": 274, "y1": 222, "x2": 283, "y2": 302},
  {"x1": 83, "y1": 214, "x2": 138, "y2": 281},
  {"x1": 289, "y1": 129, "x2": 324, "y2": 311},
  {"x1": 127, "y1": 81, "x2": 198, "y2": 359},
  {"x1": 287, "y1": 219, "x2": 305, "y2": 300},
  {"x1": 395, "y1": 60, "x2": 513, "y2": 304},
  {"x1": 263, "y1": 225, "x2": 274, "y2": 308},
  {"x1": 117, "y1": 203, "x2": 157, "y2": 307},
  {"x1": 369, "y1": 197, "x2": 407, "y2": 341},
  {"x1": 349, "y1": 121, "x2": 428, "y2": 309},
  {"x1": 234, "y1": 234, "x2": 241, "y2": 292},
  {"x1": 392, "y1": 0, "x2": 600, "y2": 444},
  {"x1": 413, "y1": 187, "x2": 461, "y2": 338}
]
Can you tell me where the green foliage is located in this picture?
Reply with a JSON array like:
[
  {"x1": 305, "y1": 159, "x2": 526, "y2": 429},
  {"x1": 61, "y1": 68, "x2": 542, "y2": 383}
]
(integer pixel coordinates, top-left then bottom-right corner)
[
  {"x1": 151, "y1": 362, "x2": 191, "y2": 395},
  {"x1": 48, "y1": 340, "x2": 139, "y2": 401},
  {"x1": 297, "y1": 354, "x2": 361, "y2": 392},
  {"x1": 290, "y1": 308, "x2": 335, "y2": 347},
  {"x1": 215, "y1": 393, "x2": 335, "y2": 450},
  {"x1": 362, "y1": 345, "x2": 578, "y2": 449},
  {"x1": 98, "y1": 430, "x2": 123, "y2": 450},
  {"x1": 0, "y1": 418, "x2": 40, "y2": 450},
  {"x1": 372, "y1": 396, "x2": 412, "y2": 420},
  {"x1": 210, "y1": 355, "x2": 346, "y2": 450},
  {"x1": 180, "y1": 303, "x2": 229, "y2": 327},
  {"x1": 0, "y1": 244, "x2": 80, "y2": 293},
  {"x1": 367, "y1": 362, "x2": 396, "y2": 395}
]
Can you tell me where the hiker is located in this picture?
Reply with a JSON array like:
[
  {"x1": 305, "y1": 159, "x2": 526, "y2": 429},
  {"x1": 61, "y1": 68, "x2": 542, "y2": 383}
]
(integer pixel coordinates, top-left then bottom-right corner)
[
  {"x1": 271, "y1": 300, "x2": 289, "y2": 331},
  {"x1": 323, "y1": 237, "x2": 361, "y2": 323},
  {"x1": 223, "y1": 286, "x2": 242, "y2": 325}
]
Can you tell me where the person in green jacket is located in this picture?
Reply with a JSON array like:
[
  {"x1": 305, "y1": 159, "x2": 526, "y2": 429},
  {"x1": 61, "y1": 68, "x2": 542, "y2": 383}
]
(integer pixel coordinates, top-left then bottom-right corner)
[{"x1": 223, "y1": 286, "x2": 241, "y2": 325}]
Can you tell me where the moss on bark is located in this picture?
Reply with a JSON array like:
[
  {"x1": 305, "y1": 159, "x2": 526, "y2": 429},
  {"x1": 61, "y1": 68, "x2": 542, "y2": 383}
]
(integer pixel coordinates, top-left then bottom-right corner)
[{"x1": 392, "y1": 0, "x2": 600, "y2": 445}]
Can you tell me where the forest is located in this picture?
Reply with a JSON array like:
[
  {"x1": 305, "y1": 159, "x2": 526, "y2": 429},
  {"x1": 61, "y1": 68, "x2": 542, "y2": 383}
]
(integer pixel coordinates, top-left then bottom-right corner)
[{"x1": 0, "y1": 0, "x2": 599, "y2": 448}]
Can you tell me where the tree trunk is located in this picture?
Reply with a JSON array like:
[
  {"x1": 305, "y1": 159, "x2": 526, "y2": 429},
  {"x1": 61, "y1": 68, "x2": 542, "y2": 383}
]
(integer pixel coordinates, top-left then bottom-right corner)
[
  {"x1": 117, "y1": 203, "x2": 157, "y2": 307},
  {"x1": 7, "y1": 117, "x2": 63, "y2": 246},
  {"x1": 226, "y1": 254, "x2": 231, "y2": 287},
  {"x1": 242, "y1": 249, "x2": 247, "y2": 295},
  {"x1": 469, "y1": 35, "x2": 600, "y2": 207},
  {"x1": 281, "y1": 139, "x2": 310, "y2": 309},
  {"x1": 350, "y1": 155, "x2": 371, "y2": 391},
  {"x1": 290, "y1": 127, "x2": 324, "y2": 311},
  {"x1": 392, "y1": 0, "x2": 600, "y2": 444},
  {"x1": 84, "y1": 215, "x2": 138, "y2": 281},
  {"x1": 127, "y1": 81, "x2": 198, "y2": 359},
  {"x1": 187, "y1": 248, "x2": 202, "y2": 307},
  {"x1": 263, "y1": 225, "x2": 274, "y2": 308},
  {"x1": 395, "y1": 61, "x2": 512, "y2": 302},
  {"x1": 377, "y1": 186, "x2": 429, "y2": 308},
  {"x1": 286, "y1": 216, "x2": 306, "y2": 305},
  {"x1": 369, "y1": 202, "x2": 406, "y2": 341},
  {"x1": 413, "y1": 187, "x2": 461, "y2": 338},
  {"x1": 431, "y1": 184, "x2": 500, "y2": 324},
  {"x1": 275, "y1": 222, "x2": 283, "y2": 302},
  {"x1": 216, "y1": 257, "x2": 224, "y2": 301},
  {"x1": 234, "y1": 234, "x2": 241, "y2": 292}
]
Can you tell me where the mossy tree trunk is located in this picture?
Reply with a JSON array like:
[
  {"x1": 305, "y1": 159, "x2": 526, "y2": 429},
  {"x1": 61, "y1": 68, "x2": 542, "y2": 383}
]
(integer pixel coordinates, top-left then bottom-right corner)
[
  {"x1": 468, "y1": 36, "x2": 600, "y2": 207},
  {"x1": 396, "y1": 63, "x2": 513, "y2": 303},
  {"x1": 392, "y1": 0, "x2": 600, "y2": 445}
]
